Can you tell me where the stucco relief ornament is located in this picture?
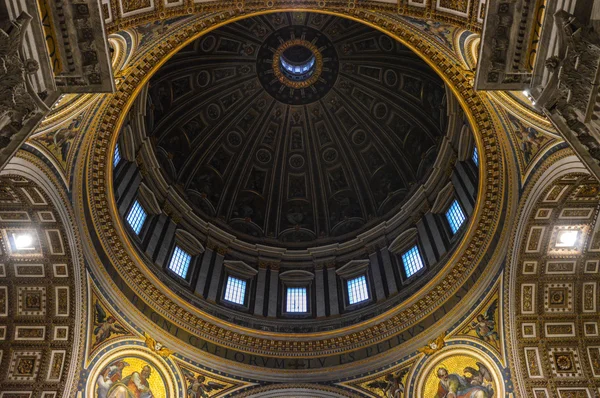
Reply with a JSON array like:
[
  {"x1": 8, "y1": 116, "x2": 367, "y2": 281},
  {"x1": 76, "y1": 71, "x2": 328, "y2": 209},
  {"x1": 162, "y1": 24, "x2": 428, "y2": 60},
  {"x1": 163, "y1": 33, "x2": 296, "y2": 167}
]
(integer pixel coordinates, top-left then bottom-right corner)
[
  {"x1": 366, "y1": 368, "x2": 409, "y2": 398},
  {"x1": 144, "y1": 332, "x2": 174, "y2": 358},
  {"x1": 0, "y1": 12, "x2": 42, "y2": 134},
  {"x1": 535, "y1": 12, "x2": 600, "y2": 166},
  {"x1": 418, "y1": 332, "x2": 446, "y2": 355}
]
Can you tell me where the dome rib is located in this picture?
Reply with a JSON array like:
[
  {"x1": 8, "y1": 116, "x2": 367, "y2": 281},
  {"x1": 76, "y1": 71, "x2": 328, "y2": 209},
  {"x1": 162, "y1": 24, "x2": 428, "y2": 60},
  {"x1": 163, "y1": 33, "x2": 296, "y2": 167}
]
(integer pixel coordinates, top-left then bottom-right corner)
[{"x1": 142, "y1": 12, "x2": 451, "y2": 247}]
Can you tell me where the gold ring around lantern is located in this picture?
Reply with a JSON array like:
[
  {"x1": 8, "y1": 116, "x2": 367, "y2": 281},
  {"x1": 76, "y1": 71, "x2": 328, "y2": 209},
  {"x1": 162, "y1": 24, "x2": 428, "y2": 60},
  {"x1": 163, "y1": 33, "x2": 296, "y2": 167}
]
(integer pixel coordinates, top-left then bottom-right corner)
[{"x1": 272, "y1": 39, "x2": 323, "y2": 89}]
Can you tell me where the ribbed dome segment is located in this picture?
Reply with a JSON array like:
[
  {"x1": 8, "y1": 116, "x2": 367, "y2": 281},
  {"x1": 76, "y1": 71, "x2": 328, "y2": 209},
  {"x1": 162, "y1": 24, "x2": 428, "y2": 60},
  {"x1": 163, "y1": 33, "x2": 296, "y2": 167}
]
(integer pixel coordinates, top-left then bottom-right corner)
[{"x1": 145, "y1": 12, "x2": 448, "y2": 248}]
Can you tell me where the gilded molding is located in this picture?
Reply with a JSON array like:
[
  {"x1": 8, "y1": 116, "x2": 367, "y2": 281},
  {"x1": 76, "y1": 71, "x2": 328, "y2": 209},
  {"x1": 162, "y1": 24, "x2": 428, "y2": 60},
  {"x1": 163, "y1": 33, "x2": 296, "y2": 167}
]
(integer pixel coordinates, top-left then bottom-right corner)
[
  {"x1": 76, "y1": 8, "x2": 510, "y2": 363},
  {"x1": 271, "y1": 38, "x2": 323, "y2": 89}
]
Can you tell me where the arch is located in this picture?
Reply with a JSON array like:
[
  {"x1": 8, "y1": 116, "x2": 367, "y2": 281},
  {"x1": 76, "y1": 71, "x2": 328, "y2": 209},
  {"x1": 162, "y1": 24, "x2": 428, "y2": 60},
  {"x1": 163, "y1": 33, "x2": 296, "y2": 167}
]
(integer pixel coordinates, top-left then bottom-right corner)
[
  {"x1": 72, "y1": 6, "x2": 516, "y2": 382},
  {"x1": 84, "y1": 346, "x2": 178, "y2": 398},
  {"x1": 413, "y1": 345, "x2": 506, "y2": 397},
  {"x1": 235, "y1": 384, "x2": 356, "y2": 398},
  {"x1": 1, "y1": 150, "x2": 87, "y2": 396},
  {"x1": 505, "y1": 150, "x2": 591, "y2": 397}
]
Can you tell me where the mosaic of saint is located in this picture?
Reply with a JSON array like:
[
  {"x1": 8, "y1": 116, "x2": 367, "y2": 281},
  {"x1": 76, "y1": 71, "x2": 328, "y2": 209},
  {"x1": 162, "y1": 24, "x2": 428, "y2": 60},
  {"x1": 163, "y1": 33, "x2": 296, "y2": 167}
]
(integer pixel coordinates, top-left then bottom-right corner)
[
  {"x1": 95, "y1": 357, "x2": 167, "y2": 398},
  {"x1": 424, "y1": 355, "x2": 496, "y2": 398}
]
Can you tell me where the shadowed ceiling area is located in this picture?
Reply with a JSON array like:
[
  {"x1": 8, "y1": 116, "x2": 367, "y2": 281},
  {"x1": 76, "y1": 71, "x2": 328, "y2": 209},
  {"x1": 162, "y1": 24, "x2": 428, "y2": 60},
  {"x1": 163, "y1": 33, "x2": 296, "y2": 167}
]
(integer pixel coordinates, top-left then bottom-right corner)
[{"x1": 144, "y1": 12, "x2": 449, "y2": 248}]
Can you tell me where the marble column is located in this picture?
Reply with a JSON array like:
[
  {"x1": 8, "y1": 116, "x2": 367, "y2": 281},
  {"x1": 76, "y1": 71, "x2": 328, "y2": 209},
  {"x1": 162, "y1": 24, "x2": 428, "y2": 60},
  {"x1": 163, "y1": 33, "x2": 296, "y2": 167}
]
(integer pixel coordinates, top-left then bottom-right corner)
[
  {"x1": 155, "y1": 220, "x2": 176, "y2": 267},
  {"x1": 380, "y1": 248, "x2": 399, "y2": 295},
  {"x1": 370, "y1": 251, "x2": 390, "y2": 299},
  {"x1": 452, "y1": 168, "x2": 475, "y2": 215},
  {"x1": 253, "y1": 262, "x2": 268, "y2": 316},
  {"x1": 194, "y1": 246, "x2": 214, "y2": 298},
  {"x1": 144, "y1": 214, "x2": 166, "y2": 260},
  {"x1": 267, "y1": 264, "x2": 280, "y2": 318},
  {"x1": 207, "y1": 248, "x2": 226, "y2": 302},
  {"x1": 327, "y1": 264, "x2": 339, "y2": 316},
  {"x1": 314, "y1": 264, "x2": 326, "y2": 317}
]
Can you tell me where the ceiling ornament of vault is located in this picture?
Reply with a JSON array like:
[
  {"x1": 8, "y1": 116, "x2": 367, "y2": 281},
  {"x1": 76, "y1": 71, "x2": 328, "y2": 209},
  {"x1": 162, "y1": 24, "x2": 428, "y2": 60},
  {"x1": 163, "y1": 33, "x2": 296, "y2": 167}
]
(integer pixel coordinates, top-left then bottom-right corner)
[
  {"x1": 75, "y1": 8, "x2": 515, "y2": 376},
  {"x1": 144, "y1": 13, "x2": 449, "y2": 247},
  {"x1": 26, "y1": 30, "x2": 137, "y2": 185},
  {"x1": 506, "y1": 150, "x2": 600, "y2": 397},
  {"x1": 505, "y1": 113, "x2": 559, "y2": 182},
  {"x1": 100, "y1": 0, "x2": 486, "y2": 36},
  {"x1": 0, "y1": 154, "x2": 86, "y2": 398}
]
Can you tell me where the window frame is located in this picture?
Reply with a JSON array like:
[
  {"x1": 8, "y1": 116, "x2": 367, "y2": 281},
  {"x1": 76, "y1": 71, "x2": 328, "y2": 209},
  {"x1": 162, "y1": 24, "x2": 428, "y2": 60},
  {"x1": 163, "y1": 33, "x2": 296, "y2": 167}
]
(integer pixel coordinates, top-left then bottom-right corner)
[
  {"x1": 346, "y1": 274, "x2": 370, "y2": 306},
  {"x1": 285, "y1": 286, "x2": 309, "y2": 314},
  {"x1": 223, "y1": 275, "x2": 248, "y2": 306},
  {"x1": 166, "y1": 244, "x2": 194, "y2": 282},
  {"x1": 125, "y1": 199, "x2": 148, "y2": 236},
  {"x1": 279, "y1": 270, "x2": 314, "y2": 318},
  {"x1": 445, "y1": 199, "x2": 467, "y2": 235},
  {"x1": 400, "y1": 244, "x2": 426, "y2": 281},
  {"x1": 219, "y1": 260, "x2": 257, "y2": 312},
  {"x1": 472, "y1": 146, "x2": 479, "y2": 167},
  {"x1": 336, "y1": 260, "x2": 373, "y2": 311},
  {"x1": 113, "y1": 143, "x2": 122, "y2": 168}
]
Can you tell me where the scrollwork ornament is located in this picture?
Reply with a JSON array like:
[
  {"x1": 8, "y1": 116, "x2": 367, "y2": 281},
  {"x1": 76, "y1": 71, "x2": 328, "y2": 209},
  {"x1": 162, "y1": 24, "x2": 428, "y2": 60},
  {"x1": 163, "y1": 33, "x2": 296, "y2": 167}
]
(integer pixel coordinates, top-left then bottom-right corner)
[{"x1": 0, "y1": 12, "x2": 43, "y2": 134}]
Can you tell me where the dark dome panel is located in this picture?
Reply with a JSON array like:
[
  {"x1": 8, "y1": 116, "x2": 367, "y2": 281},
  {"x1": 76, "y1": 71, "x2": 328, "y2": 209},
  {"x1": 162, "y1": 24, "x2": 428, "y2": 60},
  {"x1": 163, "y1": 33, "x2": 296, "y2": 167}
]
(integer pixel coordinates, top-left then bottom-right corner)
[{"x1": 143, "y1": 12, "x2": 449, "y2": 248}]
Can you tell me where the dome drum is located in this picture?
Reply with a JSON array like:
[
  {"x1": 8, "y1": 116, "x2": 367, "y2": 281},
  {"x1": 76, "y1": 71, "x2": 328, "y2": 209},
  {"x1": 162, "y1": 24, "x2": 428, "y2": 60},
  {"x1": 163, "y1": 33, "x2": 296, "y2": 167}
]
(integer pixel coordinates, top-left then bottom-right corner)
[
  {"x1": 112, "y1": 13, "x2": 479, "y2": 331},
  {"x1": 8, "y1": 0, "x2": 585, "y2": 393},
  {"x1": 115, "y1": 148, "x2": 477, "y2": 331}
]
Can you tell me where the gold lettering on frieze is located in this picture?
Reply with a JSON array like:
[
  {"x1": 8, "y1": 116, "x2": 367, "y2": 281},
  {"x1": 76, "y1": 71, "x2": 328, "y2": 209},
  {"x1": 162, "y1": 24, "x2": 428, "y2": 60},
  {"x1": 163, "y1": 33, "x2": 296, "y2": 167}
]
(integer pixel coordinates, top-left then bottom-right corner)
[
  {"x1": 37, "y1": 0, "x2": 62, "y2": 74},
  {"x1": 84, "y1": 11, "x2": 501, "y2": 356}
]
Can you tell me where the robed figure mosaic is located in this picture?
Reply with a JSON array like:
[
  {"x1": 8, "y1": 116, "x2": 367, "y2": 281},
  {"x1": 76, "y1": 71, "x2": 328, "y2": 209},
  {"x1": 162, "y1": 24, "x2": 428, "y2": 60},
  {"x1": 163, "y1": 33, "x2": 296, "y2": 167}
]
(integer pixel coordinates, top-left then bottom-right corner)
[
  {"x1": 423, "y1": 353, "x2": 497, "y2": 398},
  {"x1": 434, "y1": 363, "x2": 494, "y2": 398},
  {"x1": 95, "y1": 357, "x2": 166, "y2": 398}
]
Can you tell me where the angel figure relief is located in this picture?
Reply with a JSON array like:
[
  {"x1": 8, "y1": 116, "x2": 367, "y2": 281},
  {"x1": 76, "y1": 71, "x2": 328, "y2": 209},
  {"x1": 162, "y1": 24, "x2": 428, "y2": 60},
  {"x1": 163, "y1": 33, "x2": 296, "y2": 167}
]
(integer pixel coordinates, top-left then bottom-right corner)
[
  {"x1": 366, "y1": 368, "x2": 409, "y2": 398},
  {"x1": 182, "y1": 369, "x2": 226, "y2": 398},
  {"x1": 462, "y1": 299, "x2": 500, "y2": 350},
  {"x1": 144, "y1": 332, "x2": 174, "y2": 358},
  {"x1": 418, "y1": 332, "x2": 446, "y2": 356},
  {"x1": 93, "y1": 301, "x2": 128, "y2": 347}
]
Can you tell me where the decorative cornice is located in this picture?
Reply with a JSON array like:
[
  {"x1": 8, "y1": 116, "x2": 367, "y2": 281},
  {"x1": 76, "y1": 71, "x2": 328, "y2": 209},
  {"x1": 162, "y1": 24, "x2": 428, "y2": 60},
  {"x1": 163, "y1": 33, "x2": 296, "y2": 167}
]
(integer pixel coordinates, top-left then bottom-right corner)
[{"x1": 77, "y1": 8, "x2": 510, "y2": 364}]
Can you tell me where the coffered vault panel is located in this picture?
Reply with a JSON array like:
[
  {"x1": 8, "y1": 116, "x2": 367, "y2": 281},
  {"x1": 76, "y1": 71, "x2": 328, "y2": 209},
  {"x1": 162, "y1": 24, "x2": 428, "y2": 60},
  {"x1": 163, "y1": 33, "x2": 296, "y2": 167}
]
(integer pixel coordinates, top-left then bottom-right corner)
[
  {"x1": 143, "y1": 12, "x2": 449, "y2": 246},
  {"x1": 507, "y1": 157, "x2": 600, "y2": 397},
  {"x1": 0, "y1": 173, "x2": 83, "y2": 396},
  {"x1": 13, "y1": 0, "x2": 581, "y2": 395},
  {"x1": 70, "y1": 6, "x2": 515, "y2": 387}
]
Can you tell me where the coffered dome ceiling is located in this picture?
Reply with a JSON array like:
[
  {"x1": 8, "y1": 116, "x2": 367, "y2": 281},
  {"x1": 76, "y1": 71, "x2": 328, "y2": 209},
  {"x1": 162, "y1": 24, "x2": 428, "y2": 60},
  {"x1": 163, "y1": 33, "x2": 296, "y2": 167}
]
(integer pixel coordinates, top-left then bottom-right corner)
[{"x1": 144, "y1": 12, "x2": 449, "y2": 248}]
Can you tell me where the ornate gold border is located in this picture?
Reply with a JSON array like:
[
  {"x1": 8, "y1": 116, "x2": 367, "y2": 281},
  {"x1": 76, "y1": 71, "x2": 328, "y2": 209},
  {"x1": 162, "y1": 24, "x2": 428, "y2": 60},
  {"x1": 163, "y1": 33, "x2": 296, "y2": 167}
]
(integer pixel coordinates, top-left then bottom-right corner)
[
  {"x1": 10, "y1": 150, "x2": 88, "y2": 398},
  {"x1": 413, "y1": 346, "x2": 506, "y2": 396},
  {"x1": 75, "y1": 8, "x2": 513, "y2": 360},
  {"x1": 502, "y1": 149, "x2": 590, "y2": 398},
  {"x1": 272, "y1": 39, "x2": 323, "y2": 88},
  {"x1": 84, "y1": 347, "x2": 178, "y2": 398}
]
